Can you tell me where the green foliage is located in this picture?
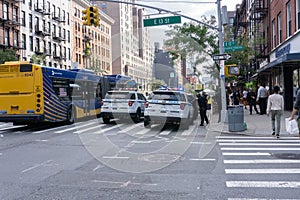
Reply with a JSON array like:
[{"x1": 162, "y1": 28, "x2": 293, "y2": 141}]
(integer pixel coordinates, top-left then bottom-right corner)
[
  {"x1": 149, "y1": 78, "x2": 166, "y2": 91},
  {"x1": 31, "y1": 54, "x2": 46, "y2": 65},
  {"x1": 0, "y1": 49, "x2": 18, "y2": 64}
]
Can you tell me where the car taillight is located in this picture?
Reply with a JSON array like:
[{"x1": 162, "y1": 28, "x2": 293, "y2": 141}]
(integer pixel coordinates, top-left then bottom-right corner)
[
  {"x1": 128, "y1": 101, "x2": 134, "y2": 106},
  {"x1": 101, "y1": 101, "x2": 104, "y2": 106},
  {"x1": 180, "y1": 103, "x2": 185, "y2": 110},
  {"x1": 145, "y1": 101, "x2": 149, "y2": 108}
]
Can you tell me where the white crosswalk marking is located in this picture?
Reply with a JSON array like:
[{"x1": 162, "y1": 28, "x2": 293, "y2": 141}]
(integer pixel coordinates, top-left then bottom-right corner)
[
  {"x1": 54, "y1": 122, "x2": 97, "y2": 133},
  {"x1": 219, "y1": 135, "x2": 300, "y2": 199}
]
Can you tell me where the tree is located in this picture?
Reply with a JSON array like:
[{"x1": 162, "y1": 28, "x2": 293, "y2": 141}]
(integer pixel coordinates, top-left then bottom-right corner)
[
  {"x1": 30, "y1": 53, "x2": 46, "y2": 65},
  {"x1": 164, "y1": 15, "x2": 219, "y2": 79},
  {"x1": 0, "y1": 49, "x2": 18, "y2": 64}
]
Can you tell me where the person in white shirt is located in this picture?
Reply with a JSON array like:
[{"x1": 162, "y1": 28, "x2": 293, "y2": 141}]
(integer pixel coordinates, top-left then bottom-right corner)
[
  {"x1": 256, "y1": 83, "x2": 268, "y2": 115},
  {"x1": 267, "y1": 85, "x2": 284, "y2": 138}
]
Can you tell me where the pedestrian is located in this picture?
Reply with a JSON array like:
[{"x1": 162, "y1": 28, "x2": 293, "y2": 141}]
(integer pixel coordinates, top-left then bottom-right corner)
[
  {"x1": 256, "y1": 83, "x2": 268, "y2": 115},
  {"x1": 242, "y1": 88, "x2": 248, "y2": 109},
  {"x1": 232, "y1": 88, "x2": 240, "y2": 105},
  {"x1": 289, "y1": 88, "x2": 300, "y2": 136},
  {"x1": 267, "y1": 85, "x2": 284, "y2": 138},
  {"x1": 198, "y1": 91, "x2": 209, "y2": 126},
  {"x1": 246, "y1": 88, "x2": 259, "y2": 115}
]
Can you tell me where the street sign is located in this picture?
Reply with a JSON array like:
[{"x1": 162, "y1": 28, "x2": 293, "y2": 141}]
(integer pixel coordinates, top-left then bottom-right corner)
[
  {"x1": 224, "y1": 46, "x2": 244, "y2": 52},
  {"x1": 143, "y1": 16, "x2": 181, "y2": 27},
  {"x1": 213, "y1": 53, "x2": 232, "y2": 61},
  {"x1": 224, "y1": 41, "x2": 237, "y2": 47}
]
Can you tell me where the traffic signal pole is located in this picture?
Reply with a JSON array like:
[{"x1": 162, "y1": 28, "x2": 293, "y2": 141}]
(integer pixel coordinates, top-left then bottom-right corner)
[{"x1": 217, "y1": 0, "x2": 227, "y2": 123}]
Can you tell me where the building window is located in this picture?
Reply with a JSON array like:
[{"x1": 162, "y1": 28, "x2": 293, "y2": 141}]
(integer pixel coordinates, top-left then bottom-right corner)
[
  {"x1": 3, "y1": 3, "x2": 8, "y2": 20},
  {"x1": 13, "y1": 7, "x2": 18, "y2": 22},
  {"x1": 287, "y1": 1, "x2": 292, "y2": 37},
  {"x1": 13, "y1": 31, "x2": 18, "y2": 47},
  {"x1": 277, "y1": 13, "x2": 282, "y2": 44},
  {"x1": 22, "y1": 34, "x2": 26, "y2": 49},
  {"x1": 29, "y1": 14, "x2": 33, "y2": 29},
  {"x1": 4, "y1": 29, "x2": 9, "y2": 46},
  {"x1": 272, "y1": 19, "x2": 276, "y2": 48},
  {"x1": 29, "y1": 36, "x2": 33, "y2": 51},
  {"x1": 22, "y1": 11, "x2": 26, "y2": 26}
]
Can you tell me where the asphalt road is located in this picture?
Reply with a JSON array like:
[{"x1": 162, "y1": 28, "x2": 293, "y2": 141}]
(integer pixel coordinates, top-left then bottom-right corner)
[{"x1": 0, "y1": 117, "x2": 300, "y2": 200}]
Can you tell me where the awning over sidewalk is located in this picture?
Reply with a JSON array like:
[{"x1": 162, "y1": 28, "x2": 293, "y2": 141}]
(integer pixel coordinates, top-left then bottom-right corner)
[{"x1": 257, "y1": 53, "x2": 300, "y2": 73}]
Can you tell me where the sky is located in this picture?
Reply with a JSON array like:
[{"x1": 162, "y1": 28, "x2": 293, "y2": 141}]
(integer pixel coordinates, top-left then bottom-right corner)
[{"x1": 137, "y1": 0, "x2": 243, "y2": 45}]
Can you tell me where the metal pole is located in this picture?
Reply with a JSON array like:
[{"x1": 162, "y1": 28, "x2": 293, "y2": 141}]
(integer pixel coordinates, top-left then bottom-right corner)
[{"x1": 217, "y1": 0, "x2": 227, "y2": 122}]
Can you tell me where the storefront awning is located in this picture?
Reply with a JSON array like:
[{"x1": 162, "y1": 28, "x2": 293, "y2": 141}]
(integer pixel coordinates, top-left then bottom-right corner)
[{"x1": 257, "y1": 53, "x2": 300, "y2": 73}]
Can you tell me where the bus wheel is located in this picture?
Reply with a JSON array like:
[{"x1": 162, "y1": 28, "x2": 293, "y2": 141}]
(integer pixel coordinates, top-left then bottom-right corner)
[{"x1": 67, "y1": 106, "x2": 76, "y2": 124}]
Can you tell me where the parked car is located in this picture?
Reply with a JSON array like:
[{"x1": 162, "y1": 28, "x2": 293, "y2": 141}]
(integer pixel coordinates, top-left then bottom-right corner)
[
  {"x1": 101, "y1": 90, "x2": 146, "y2": 124},
  {"x1": 144, "y1": 90, "x2": 194, "y2": 129}
]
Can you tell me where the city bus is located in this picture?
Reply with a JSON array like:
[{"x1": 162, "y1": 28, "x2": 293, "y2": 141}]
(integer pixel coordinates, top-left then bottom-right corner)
[
  {"x1": 104, "y1": 74, "x2": 138, "y2": 91},
  {"x1": 0, "y1": 61, "x2": 107, "y2": 125}
]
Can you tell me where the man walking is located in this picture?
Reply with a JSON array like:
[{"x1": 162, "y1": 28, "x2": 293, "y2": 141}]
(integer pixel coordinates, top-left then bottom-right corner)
[
  {"x1": 198, "y1": 91, "x2": 209, "y2": 126},
  {"x1": 256, "y1": 83, "x2": 268, "y2": 114},
  {"x1": 267, "y1": 85, "x2": 284, "y2": 138},
  {"x1": 246, "y1": 88, "x2": 259, "y2": 115}
]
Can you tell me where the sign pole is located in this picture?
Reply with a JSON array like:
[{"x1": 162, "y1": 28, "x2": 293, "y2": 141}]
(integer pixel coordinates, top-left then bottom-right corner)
[{"x1": 217, "y1": 0, "x2": 227, "y2": 123}]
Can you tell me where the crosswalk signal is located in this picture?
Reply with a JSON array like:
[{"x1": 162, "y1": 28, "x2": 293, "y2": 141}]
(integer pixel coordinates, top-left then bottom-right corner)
[
  {"x1": 90, "y1": 6, "x2": 100, "y2": 27},
  {"x1": 82, "y1": 7, "x2": 91, "y2": 26}
]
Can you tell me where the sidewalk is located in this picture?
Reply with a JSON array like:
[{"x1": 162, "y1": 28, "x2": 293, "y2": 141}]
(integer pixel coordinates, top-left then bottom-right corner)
[{"x1": 209, "y1": 107, "x2": 300, "y2": 137}]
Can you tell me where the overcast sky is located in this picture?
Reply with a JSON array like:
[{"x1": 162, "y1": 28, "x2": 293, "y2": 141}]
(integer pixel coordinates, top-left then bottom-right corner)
[{"x1": 137, "y1": 0, "x2": 243, "y2": 45}]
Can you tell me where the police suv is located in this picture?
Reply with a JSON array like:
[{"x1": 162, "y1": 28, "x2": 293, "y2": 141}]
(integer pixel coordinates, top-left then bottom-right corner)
[
  {"x1": 101, "y1": 90, "x2": 146, "y2": 124},
  {"x1": 144, "y1": 90, "x2": 194, "y2": 129}
]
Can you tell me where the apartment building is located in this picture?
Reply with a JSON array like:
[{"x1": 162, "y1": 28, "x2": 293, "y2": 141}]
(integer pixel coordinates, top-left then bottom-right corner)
[
  {"x1": 98, "y1": 0, "x2": 154, "y2": 92},
  {"x1": 72, "y1": 0, "x2": 114, "y2": 74},
  {"x1": 0, "y1": 0, "x2": 23, "y2": 58},
  {"x1": 234, "y1": 0, "x2": 300, "y2": 110}
]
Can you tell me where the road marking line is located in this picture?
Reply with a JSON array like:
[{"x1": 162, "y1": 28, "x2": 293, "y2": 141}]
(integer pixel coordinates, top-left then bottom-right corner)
[
  {"x1": 189, "y1": 158, "x2": 216, "y2": 161},
  {"x1": 221, "y1": 147, "x2": 300, "y2": 151},
  {"x1": 74, "y1": 124, "x2": 107, "y2": 134},
  {"x1": 225, "y1": 168, "x2": 300, "y2": 174},
  {"x1": 217, "y1": 139, "x2": 300, "y2": 143},
  {"x1": 93, "y1": 164, "x2": 104, "y2": 171},
  {"x1": 159, "y1": 130, "x2": 172, "y2": 136},
  {"x1": 219, "y1": 143, "x2": 300, "y2": 146},
  {"x1": 102, "y1": 156, "x2": 129, "y2": 159},
  {"x1": 0, "y1": 125, "x2": 25, "y2": 131},
  {"x1": 224, "y1": 159, "x2": 300, "y2": 164},
  {"x1": 94, "y1": 124, "x2": 124, "y2": 134},
  {"x1": 21, "y1": 160, "x2": 53, "y2": 173},
  {"x1": 217, "y1": 136, "x2": 297, "y2": 139},
  {"x1": 92, "y1": 179, "x2": 157, "y2": 186},
  {"x1": 54, "y1": 122, "x2": 96, "y2": 133},
  {"x1": 190, "y1": 142, "x2": 212, "y2": 145},
  {"x1": 228, "y1": 198, "x2": 299, "y2": 200},
  {"x1": 33, "y1": 126, "x2": 68, "y2": 134},
  {"x1": 226, "y1": 181, "x2": 300, "y2": 188},
  {"x1": 34, "y1": 139, "x2": 48, "y2": 142},
  {"x1": 117, "y1": 123, "x2": 143, "y2": 133},
  {"x1": 222, "y1": 152, "x2": 271, "y2": 156}
]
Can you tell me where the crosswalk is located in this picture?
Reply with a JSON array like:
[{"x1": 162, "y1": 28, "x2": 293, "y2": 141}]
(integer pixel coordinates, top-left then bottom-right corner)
[
  {"x1": 0, "y1": 120, "x2": 199, "y2": 138},
  {"x1": 218, "y1": 135, "x2": 300, "y2": 199}
]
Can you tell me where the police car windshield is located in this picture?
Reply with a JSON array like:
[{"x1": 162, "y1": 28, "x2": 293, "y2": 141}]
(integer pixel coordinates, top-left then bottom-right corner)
[
  {"x1": 105, "y1": 92, "x2": 134, "y2": 99},
  {"x1": 150, "y1": 91, "x2": 185, "y2": 101}
]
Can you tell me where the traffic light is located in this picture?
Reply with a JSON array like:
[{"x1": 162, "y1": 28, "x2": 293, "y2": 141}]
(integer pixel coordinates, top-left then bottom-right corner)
[
  {"x1": 225, "y1": 65, "x2": 240, "y2": 77},
  {"x1": 82, "y1": 7, "x2": 91, "y2": 26},
  {"x1": 89, "y1": 6, "x2": 100, "y2": 27}
]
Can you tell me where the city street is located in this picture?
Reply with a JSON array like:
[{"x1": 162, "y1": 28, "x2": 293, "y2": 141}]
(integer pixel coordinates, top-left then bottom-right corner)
[{"x1": 0, "y1": 113, "x2": 300, "y2": 200}]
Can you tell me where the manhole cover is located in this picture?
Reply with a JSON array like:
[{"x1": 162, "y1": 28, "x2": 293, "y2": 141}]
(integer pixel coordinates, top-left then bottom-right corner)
[
  {"x1": 139, "y1": 153, "x2": 184, "y2": 163},
  {"x1": 272, "y1": 153, "x2": 300, "y2": 160}
]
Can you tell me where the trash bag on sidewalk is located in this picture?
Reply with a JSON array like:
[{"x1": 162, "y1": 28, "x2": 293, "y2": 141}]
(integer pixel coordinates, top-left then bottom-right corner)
[{"x1": 285, "y1": 118, "x2": 299, "y2": 134}]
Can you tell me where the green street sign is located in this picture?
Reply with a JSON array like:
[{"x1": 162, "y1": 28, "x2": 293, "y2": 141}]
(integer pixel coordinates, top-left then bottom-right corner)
[
  {"x1": 224, "y1": 45, "x2": 244, "y2": 52},
  {"x1": 224, "y1": 41, "x2": 237, "y2": 47},
  {"x1": 143, "y1": 16, "x2": 181, "y2": 27}
]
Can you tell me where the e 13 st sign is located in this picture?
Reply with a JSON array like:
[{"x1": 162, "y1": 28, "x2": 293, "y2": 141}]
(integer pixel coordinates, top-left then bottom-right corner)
[{"x1": 143, "y1": 16, "x2": 181, "y2": 27}]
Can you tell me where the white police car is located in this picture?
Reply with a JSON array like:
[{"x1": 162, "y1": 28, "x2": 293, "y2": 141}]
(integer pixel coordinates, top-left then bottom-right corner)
[
  {"x1": 144, "y1": 90, "x2": 194, "y2": 129},
  {"x1": 101, "y1": 90, "x2": 146, "y2": 124}
]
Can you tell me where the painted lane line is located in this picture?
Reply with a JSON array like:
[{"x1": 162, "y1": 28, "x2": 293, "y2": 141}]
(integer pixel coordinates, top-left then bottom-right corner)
[
  {"x1": 34, "y1": 139, "x2": 48, "y2": 142},
  {"x1": 93, "y1": 179, "x2": 157, "y2": 186},
  {"x1": 226, "y1": 181, "x2": 300, "y2": 188},
  {"x1": 0, "y1": 153, "x2": 2, "y2": 156},
  {"x1": 190, "y1": 142, "x2": 212, "y2": 145},
  {"x1": 134, "y1": 128, "x2": 153, "y2": 135},
  {"x1": 54, "y1": 122, "x2": 96, "y2": 133},
  {"x1": 225, "y1": 168, "x2": 300, "y2": 174},
  {"x1": 221, "y1": 147, "x2": 300, "y2": 151},
  {"x1": 189, "y1": 158, "x2": 216, "y2": 161},
  {"x1": 94, "y1": 124, "x2": 125, "y2": 134},
  {"x1": 222, "y1": 152, "x2": 271, "y2": 156},
  {"x1": 33, "y1": 125, "x2": 70, "y2": 134},
  {"x1": 217, "y1": 136, "x2": 297, "y2": 139},
  {"x1": 219, "y1": 143, "x2": 300, "y2": 146},
  {"x1": 102, "y1": 156, "x2": 129, "y2": 159},
  {"x1": 74, "y1": 124, "x2": 107, "y2": 134},
  {"x1": 217, "y1": 139, "x2": 300, "y2": 143},
  {"x1": 93, "y1": 164, "x2": 104, "y2": 171},
  {"x1": 21, "y1": 160, "x2": 53, "y2": 173},
  {"x1": 224, "y1": 159, "x2": 300, "y2": 164},
  {"x1": 159, "y1": 130, "x2": 173, "y2": 136},
  {"x1": 117, "y1": 123, "x2": 143, "y2": 133},
  {"x1": 228, "y1": 198, "x2": 299, "y2": 200},
  {"x1": 0, "y1": 125, "x2": 25, "y2": 131},
  {"x1": 181, "y1": 128, "x2": 193, "y2": 136}
]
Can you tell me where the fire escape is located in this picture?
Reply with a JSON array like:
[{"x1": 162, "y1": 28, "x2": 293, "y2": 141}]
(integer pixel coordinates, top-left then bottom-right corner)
[{"x1": 251, "y1": 0, "x2": 269, "y2": 63}]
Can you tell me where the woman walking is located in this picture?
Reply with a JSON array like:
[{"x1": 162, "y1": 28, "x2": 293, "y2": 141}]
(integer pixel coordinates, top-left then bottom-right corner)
[{"x1": 266, "y1": 85, "x2": 284, "y2": 138}]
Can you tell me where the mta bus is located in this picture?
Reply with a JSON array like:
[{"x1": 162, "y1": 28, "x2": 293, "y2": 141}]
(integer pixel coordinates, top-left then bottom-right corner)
[
  {"x1": 0, "y1": 61, "x2": 107, "y2": 125},
  {"x1": 104, "y1": 74, "x2": 138, "y2": 91}
]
